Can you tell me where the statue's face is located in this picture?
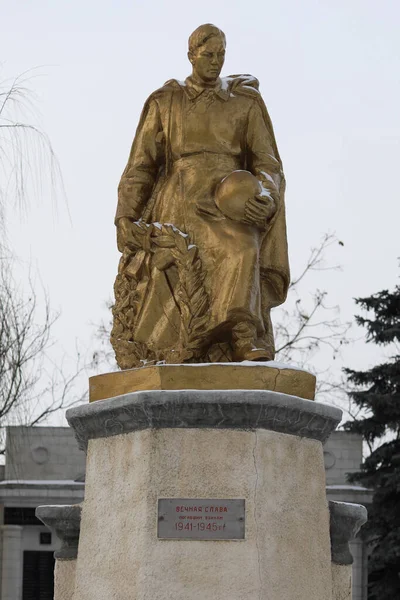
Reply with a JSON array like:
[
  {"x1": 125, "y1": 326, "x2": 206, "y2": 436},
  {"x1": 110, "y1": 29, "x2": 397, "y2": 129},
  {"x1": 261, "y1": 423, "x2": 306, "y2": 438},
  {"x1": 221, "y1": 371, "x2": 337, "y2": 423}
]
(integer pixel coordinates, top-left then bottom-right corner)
[{"x1": 190, "y1": 36, "x2": 226, "y2": 83}]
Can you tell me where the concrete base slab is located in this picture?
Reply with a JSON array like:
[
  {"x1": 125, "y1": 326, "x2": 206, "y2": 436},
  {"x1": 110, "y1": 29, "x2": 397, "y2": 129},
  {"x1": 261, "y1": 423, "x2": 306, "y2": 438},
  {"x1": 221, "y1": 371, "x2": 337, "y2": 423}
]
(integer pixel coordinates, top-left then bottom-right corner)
[{"x1": 89, "y1": 362, "x2": 316, "y2": 402}]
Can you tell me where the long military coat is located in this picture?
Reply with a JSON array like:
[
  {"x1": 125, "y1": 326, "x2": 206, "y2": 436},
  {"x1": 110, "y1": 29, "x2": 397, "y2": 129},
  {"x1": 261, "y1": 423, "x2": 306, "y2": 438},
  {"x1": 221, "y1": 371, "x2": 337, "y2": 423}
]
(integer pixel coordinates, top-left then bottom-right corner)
[{"x1": 114, "y1": 75, "x2": 289, "y2": 363}]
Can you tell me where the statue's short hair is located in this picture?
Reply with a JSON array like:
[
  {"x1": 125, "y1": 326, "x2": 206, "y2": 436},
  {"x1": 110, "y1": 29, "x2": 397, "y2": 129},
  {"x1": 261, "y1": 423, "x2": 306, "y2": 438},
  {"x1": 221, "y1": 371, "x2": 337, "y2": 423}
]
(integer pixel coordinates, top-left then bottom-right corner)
[{"x1": 188, "y1": 24, "x2": 226, "y2": 54}]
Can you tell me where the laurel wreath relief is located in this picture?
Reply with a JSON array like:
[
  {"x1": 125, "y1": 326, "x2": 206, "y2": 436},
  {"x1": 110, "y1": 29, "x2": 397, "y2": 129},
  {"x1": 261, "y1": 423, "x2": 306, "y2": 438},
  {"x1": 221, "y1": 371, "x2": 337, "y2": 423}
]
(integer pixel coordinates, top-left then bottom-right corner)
[{"x1": 110, "y1": 222, "x2": 211, "y2": 369}]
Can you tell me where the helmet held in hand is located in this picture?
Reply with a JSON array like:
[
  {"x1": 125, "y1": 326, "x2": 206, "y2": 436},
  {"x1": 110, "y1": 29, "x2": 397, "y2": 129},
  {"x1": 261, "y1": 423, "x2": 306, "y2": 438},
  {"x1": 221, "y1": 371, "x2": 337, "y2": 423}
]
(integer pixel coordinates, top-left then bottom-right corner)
[{"x1": 215, "y1": 170, "x2": 261, "y2": 222}]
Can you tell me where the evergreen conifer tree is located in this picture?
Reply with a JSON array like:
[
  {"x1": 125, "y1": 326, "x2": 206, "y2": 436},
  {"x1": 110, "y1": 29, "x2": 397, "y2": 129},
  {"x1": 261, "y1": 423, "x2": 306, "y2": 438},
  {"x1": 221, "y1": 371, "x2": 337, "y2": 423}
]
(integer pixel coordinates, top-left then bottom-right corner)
[{"x1": 344, "y1": 283, "x2": 400, "y2": 599}]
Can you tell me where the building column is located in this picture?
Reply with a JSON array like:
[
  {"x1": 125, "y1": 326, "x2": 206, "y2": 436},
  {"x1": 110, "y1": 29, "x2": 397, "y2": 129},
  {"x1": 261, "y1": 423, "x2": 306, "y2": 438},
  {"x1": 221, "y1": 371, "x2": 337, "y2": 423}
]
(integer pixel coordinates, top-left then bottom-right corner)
[
  {"x1": 361, "y1": 535, "x2": 369, "y2": 600},
  {"x1": 1, "y1": 525, "x2": 23, "y2": 600},
  {"x1": 350, "y1": 536, "x2": 369, "y2": 600}
]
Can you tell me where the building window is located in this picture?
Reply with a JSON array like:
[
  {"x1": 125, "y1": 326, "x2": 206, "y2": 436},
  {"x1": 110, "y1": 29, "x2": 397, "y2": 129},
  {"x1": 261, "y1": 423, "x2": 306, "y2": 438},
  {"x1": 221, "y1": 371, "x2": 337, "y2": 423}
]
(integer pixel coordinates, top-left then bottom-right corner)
[
  {"x1": 40, "y1": 532, "x2": 52, "y2": 545},
  {"x1": 4, "y1": 507, "x2": 41, "y2": 526}
]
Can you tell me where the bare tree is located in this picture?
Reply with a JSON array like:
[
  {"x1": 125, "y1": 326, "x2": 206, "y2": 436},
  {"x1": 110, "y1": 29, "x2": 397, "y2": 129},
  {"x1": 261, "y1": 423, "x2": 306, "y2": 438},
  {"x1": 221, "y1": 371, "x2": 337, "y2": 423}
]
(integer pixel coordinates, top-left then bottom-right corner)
[
  {"x1": 0, "y1": 69, "x2": 84, "y2": 450},
  {"x1": 0, "y1": 250, "x2": 87, "y2": 453},
  {"x1": 272, "y1": 232, "x2": 352, "y2": 407},
  {"x1": 275, "y1": 234, "x2": 349, "y2": 362},
  {"x1": 0, "y1": 67, "x2": 64, "y2": 230}
]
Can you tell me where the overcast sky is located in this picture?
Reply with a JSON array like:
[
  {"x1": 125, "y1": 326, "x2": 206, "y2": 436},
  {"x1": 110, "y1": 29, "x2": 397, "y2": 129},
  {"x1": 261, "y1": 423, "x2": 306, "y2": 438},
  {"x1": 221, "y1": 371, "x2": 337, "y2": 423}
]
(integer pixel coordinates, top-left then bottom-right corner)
[{"x1": 2, "y1": 0, "x2": 400, "y2": 412}]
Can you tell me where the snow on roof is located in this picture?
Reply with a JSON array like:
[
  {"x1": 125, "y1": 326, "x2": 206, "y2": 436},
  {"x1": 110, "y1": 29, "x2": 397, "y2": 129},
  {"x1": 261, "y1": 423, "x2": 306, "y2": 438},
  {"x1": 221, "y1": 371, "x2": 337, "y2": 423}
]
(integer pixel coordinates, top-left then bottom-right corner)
[
  {"x1": 326, "y1": 484, "x2": 372, "y2": 491},
  {"x1": 0, "y1": 480, "x2": 84, "y2": 486}
]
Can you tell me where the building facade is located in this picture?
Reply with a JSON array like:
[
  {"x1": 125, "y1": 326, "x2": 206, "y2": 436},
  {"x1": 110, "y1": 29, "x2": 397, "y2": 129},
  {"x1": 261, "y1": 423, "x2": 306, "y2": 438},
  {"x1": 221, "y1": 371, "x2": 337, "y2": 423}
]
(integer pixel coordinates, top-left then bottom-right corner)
[
  {"x1": 0, "y1": 427, "x2": 85, "y2": 600},
  {"x1": 0, "y1": 426, "x2": 371, "y2": 600},
  {"x1": 324, "y1": 430, "x2": 372, "y2": 600}
]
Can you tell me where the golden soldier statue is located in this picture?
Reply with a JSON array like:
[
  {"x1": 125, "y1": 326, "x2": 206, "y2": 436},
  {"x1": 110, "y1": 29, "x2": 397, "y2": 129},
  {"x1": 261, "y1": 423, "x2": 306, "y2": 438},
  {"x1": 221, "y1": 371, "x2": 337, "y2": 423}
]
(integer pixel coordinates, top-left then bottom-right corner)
[{"x1": 112, "y1": 24, "x2": 289, "y2": 368}]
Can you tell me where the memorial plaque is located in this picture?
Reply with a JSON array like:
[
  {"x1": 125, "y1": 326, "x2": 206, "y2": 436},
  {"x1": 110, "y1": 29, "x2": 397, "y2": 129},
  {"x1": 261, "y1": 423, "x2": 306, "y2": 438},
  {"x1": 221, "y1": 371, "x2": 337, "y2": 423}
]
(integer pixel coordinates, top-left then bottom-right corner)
[{"x1": 157, "y1": 499, "x2": 245, "y2": 540}]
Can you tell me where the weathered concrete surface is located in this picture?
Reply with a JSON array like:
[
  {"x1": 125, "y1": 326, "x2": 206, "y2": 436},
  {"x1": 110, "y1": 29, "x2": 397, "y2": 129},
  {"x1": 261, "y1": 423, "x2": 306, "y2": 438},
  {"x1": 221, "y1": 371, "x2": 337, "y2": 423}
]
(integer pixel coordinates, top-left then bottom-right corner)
[
  {"x1": 67, "y1": 389, "x2": 342, "y2": 451},
  {"x1": 36, "y1": 505, "x2": 81, "y2": 599},
  {"x1": 332, "y1": 563, "x2": 352, "y2": 600},
  {"x1": 36, "y1": 504, "x2": 82, "y2": 559},
  {"x1": 73, "y1": 427, "x2": 333, "y2": 600},
  {"x1": 329, "y1": 501, "x2": 368, "y2": 565},
  {"x1": 54, "y1": 559, "x2": 76, "y2": 600}
]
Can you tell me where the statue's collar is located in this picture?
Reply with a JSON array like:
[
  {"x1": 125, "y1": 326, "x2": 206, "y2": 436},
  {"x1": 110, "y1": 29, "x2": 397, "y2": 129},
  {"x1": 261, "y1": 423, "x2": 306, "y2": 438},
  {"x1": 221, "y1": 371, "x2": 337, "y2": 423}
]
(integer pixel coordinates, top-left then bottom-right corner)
[{"x1": 183, "y1": 76, "x2": 230, "y2": 102}]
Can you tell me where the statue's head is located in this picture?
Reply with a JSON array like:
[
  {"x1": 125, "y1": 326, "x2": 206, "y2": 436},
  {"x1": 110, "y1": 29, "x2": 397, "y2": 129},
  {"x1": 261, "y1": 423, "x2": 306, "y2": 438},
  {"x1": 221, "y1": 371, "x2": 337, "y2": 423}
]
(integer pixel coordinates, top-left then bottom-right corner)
[{"x1": 188, "y1": 24, "x2": 226, "y2": 84}]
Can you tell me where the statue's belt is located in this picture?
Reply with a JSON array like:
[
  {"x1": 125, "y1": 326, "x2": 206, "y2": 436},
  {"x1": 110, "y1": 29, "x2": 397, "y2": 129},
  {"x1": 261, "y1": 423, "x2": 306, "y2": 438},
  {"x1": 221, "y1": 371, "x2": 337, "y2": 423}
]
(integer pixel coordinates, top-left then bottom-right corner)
[{"x1": 172, "y1": 152, "x2": 241, "y2": 169}]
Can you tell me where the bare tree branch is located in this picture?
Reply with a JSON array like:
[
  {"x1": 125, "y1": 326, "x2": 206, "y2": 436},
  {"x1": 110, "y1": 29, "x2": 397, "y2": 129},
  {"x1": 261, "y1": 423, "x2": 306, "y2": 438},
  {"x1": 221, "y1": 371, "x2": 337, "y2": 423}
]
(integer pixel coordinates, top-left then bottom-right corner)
[
  {"x1": 0, "y1": 255, "x2": 88, "y2": 452},
  {"x1": 267, "y1": 233, "x2": 353, "y2": 410},
  {"x1": 0, "y1": 67, "x2": 66, "y2": 227},
  {"x1": 0, "y1": 69, "x2": 84, "y2": 452}
]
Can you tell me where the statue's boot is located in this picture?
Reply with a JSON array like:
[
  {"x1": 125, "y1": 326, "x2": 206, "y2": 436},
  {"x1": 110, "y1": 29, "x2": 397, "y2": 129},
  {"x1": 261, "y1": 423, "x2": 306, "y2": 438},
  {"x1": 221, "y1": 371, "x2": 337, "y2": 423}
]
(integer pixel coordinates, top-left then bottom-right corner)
[
  {"x1": 232, "y1": 321, "x2": 273, "y2": 362},
  {"x1": 233, "y1": 343, "x2": 273, "y2": 362}
]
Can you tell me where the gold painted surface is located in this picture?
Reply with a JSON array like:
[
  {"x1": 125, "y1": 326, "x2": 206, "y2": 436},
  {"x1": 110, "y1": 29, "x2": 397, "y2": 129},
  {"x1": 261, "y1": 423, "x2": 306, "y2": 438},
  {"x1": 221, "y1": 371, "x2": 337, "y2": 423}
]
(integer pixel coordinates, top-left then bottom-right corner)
[
  {"x1": 112, "y1": 24, "x2": 289, "y2": 369},
  {"x1": 89, "y1": 364, "x2": 316, "y2": 402}
]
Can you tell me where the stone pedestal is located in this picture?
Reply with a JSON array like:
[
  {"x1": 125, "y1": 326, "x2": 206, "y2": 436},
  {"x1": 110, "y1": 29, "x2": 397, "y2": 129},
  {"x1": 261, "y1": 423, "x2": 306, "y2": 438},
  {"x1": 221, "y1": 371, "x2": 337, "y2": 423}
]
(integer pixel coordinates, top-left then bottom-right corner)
[
  {"x1": 67, "y1": 386, "x2": 343, "y2": 600},
  {"x1": 329, "y1": 501, "x2": 368, "y2": 600},
  {"x1": 36, "y1": 505, "x2": 82, "y2": 600}
]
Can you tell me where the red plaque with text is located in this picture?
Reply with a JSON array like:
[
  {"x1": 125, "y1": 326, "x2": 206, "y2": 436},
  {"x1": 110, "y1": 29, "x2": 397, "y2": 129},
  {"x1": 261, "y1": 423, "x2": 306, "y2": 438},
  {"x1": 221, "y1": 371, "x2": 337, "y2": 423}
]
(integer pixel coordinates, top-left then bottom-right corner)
[{"x1": 157, "y1": 498, "x2": 245, "y2": 540}]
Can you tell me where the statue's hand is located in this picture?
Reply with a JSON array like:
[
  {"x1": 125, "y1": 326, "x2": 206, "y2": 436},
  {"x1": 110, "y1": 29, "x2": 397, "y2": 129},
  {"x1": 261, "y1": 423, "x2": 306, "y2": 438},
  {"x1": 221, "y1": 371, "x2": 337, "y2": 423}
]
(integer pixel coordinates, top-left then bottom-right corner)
[
  {"x1": 243, "y1": 190, "x2": 277, "y2": 229},
  {"x1": 116, "y1": 217, "x2": 135, "y2": 252}
]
